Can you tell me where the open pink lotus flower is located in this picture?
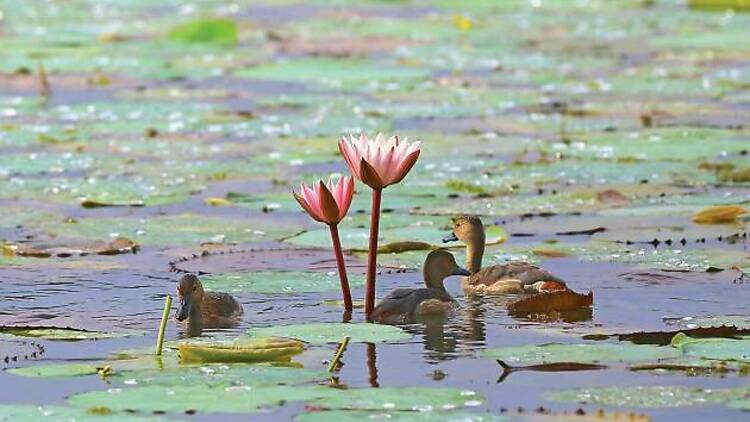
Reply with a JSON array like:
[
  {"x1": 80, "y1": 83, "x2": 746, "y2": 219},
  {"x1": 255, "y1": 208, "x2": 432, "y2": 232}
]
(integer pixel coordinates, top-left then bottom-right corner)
[
  {"x1": 338, "y1": 133, "x2": 421, "y2": 318},
  {"x1": 339, "y1": 133, "x2": 420, "y2": 190},
  {"x1": 292, "y1": 175, "x2": 355, "y2": 313},
  {"x1": 293, "y1": 176, "x2": 354, "y2": 225}
]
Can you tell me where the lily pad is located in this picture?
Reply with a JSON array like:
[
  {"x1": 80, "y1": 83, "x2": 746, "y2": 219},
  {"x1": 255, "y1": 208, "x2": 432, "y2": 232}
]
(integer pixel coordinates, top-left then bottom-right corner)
[
  {"x1": 0, "y1": 326, "x2": 134, "y2": 341},
  {"x1": 672, "y1": 333, "x2": 750, "y2": 363},
  {"x1": 69, "y1": 384, "x2": 336, "y2": 414},
  {"x1": 0, "y1": 405, "x2": 167, "y2": 421},
  {"x1": 246, "y1": 323, "x2": 411, "y2": 345},
  {"x1": 309, "y1": 387, "x2": 484, "y2": 412},
  {"x1": 481, "y1": 342, "x2": 681, "y2": 365},
  {"x1": 201, "y1": 271, "x2": 365, "y2": 294},
  {"x1": 7, "y1": 363, "x2": 99, "y2": 378},
  {"x1": 295, "y1": 411, "x2": 507, "y2": 422},
  {"x1": 168, "y1": 18, "x2": 238, "y2": 45},
  {"x1": 178, "y1": 337, "x2": 304, "y2": 363},
  {"x1": 546, "y1": 385, "x2": 750, "y2": 408}
]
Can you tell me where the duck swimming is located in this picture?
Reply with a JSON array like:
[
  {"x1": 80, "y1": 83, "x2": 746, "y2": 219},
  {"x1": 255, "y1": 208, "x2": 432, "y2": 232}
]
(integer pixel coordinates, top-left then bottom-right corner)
[
  {"x1": 442, "y1": 215, "x2": 568, "y2": 294},
  {"x1": 175, "y1": 274, "x2": 244, "y2": 328},
  {"x1": 371, "y1": 250, "x2": 470, "y2": 323}
]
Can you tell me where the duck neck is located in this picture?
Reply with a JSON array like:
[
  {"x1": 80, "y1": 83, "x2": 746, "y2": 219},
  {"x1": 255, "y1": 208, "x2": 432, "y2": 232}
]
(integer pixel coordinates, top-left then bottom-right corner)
[
  {"x1": 466, "y1": 235, "x2": 485, "y2": 274},
  {"x1": 423, "y1": 268, "x2": 447, "y2": 293}
]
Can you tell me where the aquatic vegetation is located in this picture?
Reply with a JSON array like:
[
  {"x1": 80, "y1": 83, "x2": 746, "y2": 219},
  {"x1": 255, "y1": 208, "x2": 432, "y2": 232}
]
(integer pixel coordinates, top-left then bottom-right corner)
[
  {"x1": 293, "y1": 176, "x2": 355, "y2": 311},
  {"x1": 339, "y1": 133, "x2": 421, "y2": 316},
  {"x1": 246, "y1": 322, "x2": 411, "y2": 344}
]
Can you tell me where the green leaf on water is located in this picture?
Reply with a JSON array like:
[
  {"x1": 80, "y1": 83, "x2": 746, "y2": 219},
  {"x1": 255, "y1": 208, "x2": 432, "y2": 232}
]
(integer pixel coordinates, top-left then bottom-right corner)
[
  {"x1": 0, "y1": 404, "x2": 165, "y2": 421},
  {"x1": 671, "y1": 333, "x2": 750, "y2": 363},
  {"x1": 310, "y1": 387, "x2": 484, "y2": 412},
  {"x1": 481, "y1": 342, "x2": 681, "y2": 365},
  {"x1": 295, "y1": 410, "x2": 508, "y2": 422},
  {"x1": 69, "y1": 384, "x2": 336, "y2": 414},
  {"x1": 546, "y1": 385, "x2": 750, "y2": 408},
  {"x1": 7, "y1": 363, "x2": 99, "y2": 378},
  {"x1": 246, "y1": 323, "x2": 411, "y2": 344},
  {"x1": 0, "y1": 326, "x2": 135, "y2": 341},
  {"x1": 168, "y1": 19, "x2": 238, "y2": 45},
  {"x1": 201, "y1": 271, "x2": 365, "y2": 294}
]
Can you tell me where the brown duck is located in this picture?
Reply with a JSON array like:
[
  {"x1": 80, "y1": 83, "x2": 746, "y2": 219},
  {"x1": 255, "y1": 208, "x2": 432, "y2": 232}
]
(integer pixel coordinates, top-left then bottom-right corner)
[
  {"x1": 175, "y1": 274, "x2": 243, "y2": 328},
  {"x1": 442, "y1": 215, "x2": 568, "y2": 294},
  {"x1": 372, "y1": 250, "x2": 470, "y2": 323}
]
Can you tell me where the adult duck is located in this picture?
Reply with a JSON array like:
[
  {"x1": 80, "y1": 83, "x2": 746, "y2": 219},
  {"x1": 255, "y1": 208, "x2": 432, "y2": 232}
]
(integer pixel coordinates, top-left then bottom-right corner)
[
  {"x1": 442, "y1": 215, "x2": 567, "y2": 294},
  {"x1": 371, "y1": 250, "x2": 470, "y2": 323},
  {"x1": 175, "y1": 274, "x2": 243, "y2": 328}
]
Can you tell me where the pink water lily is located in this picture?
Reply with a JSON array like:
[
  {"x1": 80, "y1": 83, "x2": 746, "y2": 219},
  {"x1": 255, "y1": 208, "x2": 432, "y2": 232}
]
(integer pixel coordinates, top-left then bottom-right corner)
[
  {"x1": 293, "y1": 176, "x2": 354, "y2": 225},
  {"x1": 339, "y1": 133, "x2": 421, "y2": 190},
  {"x1": 293, "y1": 176, "x2": 355, "y2": 313},
  {"x1": 338, "y1": 133, "x2": 421, "y2": 318}
]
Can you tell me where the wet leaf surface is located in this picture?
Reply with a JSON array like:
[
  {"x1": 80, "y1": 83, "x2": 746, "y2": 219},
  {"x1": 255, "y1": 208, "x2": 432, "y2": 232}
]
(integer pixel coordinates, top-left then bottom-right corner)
[
  {"x1": 547, "y1": 385, "x2": 750, "y2": 408},
  {"x1": 247, "y1": 323, "x2": 411, "y2": 345}
]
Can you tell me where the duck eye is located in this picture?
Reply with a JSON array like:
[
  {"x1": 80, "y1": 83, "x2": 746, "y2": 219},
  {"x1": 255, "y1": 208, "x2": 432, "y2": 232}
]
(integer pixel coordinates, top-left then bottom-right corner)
[{"x1": 192, "y1": 286, "x2": 197, "y2": 291}]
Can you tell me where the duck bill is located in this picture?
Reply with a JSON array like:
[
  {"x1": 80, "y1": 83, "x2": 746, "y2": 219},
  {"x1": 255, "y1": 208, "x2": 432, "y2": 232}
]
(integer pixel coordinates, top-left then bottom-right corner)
[
  {"x1": 175, "y1": 298, "x2": 191, "y2": 322},
  {"x1": 442, "y1": 232, "x2": 458, "y2": 243},
  {"x1": 453, "y1": 266, "x2": 471, "y2": 276}
]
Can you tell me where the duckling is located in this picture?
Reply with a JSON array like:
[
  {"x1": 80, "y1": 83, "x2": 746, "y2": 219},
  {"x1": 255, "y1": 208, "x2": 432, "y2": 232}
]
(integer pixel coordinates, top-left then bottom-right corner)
[
  {"x1": 175, "y1": 274, "x2": 244, "y2": 328},
  {"x1": 371, "y1": 250, "x2": 470, "y2": 323},
  {"x1": 442, "y1": 215, "x2": 568, "y2": 295}
]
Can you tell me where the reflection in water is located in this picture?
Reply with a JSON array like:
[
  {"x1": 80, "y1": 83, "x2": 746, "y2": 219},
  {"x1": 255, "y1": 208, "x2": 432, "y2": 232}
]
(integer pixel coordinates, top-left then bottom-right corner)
[
  {"x1": 366, "y1": 342, "x2": 379, "y2": 387},
  {"x1": 509, "y1": 307, "x2": 594, "y2": 324}
]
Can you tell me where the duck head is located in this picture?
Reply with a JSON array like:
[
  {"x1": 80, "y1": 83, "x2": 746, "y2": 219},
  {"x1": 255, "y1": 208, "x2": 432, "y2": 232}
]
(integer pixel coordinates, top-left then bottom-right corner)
[
  {"x1": 423, "y1": 249, "x2": 471, "y2": 290},
  {"x1": 175, "y1": 274, "x2": 204, "y2": 322},
  {"x1": 442, "y1": 215, "x2": 485, "y2": 244}
]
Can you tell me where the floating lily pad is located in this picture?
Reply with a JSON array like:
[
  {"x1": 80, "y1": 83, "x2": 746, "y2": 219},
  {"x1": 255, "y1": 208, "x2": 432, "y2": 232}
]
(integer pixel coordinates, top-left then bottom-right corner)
[
  {"x1": 672, "y1": 333, "x2": 750, "y2": 363},
  {"x1": 246, "y1": 323, "x2": 411, "y2": 345},
  {"x1": 546, "y1": 385, "x2": 750, "y2": 408},
  {"x1": 69, "y1": 384, "x2": 336, "y2": 414},
  {"x1": 0, "y1": 326, "x2": 133, "y2": 341},
  {"x1": 7, "y1": 363, "x2": 99, "y2": 378},
  {"x1": 113, "y1": 363, "x2": 327, "y2": 389},
  {"x1": 310, "y1": 387, "x2": 484, "y2": 412},
  {"x1": 0, "y1": 405, "x2": 166, "y2": 421},
  {"x1": 178, "y1": 337, "x2": 304, "y2": 363},
  {"x1": 168, "y1": 18, "x2": 238, "y2": 45},
  {"x1": 201, "y1": 271, "x2": 365, "y2": 294},
  {"x1": 295, "y1": 410, "x2": 507, "y2": 422},
  {"x1": 481, "y1": 342, "x2": 681, "y2": 365},
  {"x1": 672, "y1": 315, "x2": 750, "y2": 330}
]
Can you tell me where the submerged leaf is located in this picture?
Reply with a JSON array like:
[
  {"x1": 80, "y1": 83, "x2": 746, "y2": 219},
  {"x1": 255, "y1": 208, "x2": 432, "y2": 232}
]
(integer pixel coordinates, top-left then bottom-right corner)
[
  {"x1": 0, "y1": 326, "x2": 135, "y2": 341},
  {"x1": 201, "y1": 271, "x2": 365, "y2": 294},
  {"x1": 296, "y1": 410, "x2": 506, "y2": 422}
]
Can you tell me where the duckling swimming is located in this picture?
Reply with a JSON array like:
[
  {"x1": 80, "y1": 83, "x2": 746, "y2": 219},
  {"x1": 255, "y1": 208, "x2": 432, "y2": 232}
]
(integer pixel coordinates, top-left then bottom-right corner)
[
  {"x1": 175, "y1": 274, "x2": 243, "y2": 328},
  {"x1": 442, "y1": 215, "x2": 568, "y2": 295},
  {"x1": 371, "y1": 250, "x2": 470, "y2": 323}
]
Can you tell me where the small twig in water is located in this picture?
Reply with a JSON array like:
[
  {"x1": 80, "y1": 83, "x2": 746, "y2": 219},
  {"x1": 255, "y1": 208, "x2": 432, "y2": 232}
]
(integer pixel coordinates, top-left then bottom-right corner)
[
  {"x1": 328, "y1": 336, "x2": 350, "y2": 373},
  {"x1": 155, "y1": 295, "x2": 172, "y2": 356}
]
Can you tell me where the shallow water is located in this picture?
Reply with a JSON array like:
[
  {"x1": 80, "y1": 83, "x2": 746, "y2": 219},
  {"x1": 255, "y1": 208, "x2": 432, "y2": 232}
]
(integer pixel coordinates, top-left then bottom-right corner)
[{"x1": 1, "y1": 0, "x2": 750, "y2": 420}]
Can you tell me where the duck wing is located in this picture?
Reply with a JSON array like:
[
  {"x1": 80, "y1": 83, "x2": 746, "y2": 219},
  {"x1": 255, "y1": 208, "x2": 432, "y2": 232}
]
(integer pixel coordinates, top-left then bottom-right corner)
[
  {"x1": 202, "y1": 292, "x2": 244, "y2": 318},
  {"x1": 372, "y1": 288, "x2": 453, "y2": 321},
  {"x1": 467, "y1": 262, "x2": 566, "y2": 288}
]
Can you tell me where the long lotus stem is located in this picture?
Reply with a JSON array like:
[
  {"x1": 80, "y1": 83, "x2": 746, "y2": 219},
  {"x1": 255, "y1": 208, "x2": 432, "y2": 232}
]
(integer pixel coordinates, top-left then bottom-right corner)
[
  {"x1": 155, "y1": 294, "x2": 172, "y2": 356},
  {"x1": 365, "y1": 188, "x2": 382, "y2": 318},
  {"x1": 328, "y1": 223, "x2": 353, "y2": 312}
]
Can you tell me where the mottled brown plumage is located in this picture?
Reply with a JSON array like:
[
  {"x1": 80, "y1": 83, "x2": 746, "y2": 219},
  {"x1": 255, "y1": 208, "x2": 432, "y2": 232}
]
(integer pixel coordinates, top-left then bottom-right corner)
[
  {"x1": 371, "y1": 250, "x2": 469, "y2": 323},
  {"x1": 175, "y1": 274, "x2": 243, "y2": 328},
  {"x1": 443, "y1": 216, "x2": 567, "y2": 294}
]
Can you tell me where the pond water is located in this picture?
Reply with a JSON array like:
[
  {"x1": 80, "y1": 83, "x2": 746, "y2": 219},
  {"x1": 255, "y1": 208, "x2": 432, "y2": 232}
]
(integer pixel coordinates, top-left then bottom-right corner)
[{"x1": 0, "y1": 0, "x2": 749, "y2": 421}]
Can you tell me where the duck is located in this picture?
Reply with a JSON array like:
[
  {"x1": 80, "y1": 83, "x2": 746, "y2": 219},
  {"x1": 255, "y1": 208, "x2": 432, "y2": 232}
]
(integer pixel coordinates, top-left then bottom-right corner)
[
  {"x1": 174, "y1": 274, "x2": 244, "y2": 328},
  {"x1": 442, "y1": 215, "x2": 568, "y2": 295},
  {"x1": 371, "y1": 250, "x2": 470, "y2": 323}
]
